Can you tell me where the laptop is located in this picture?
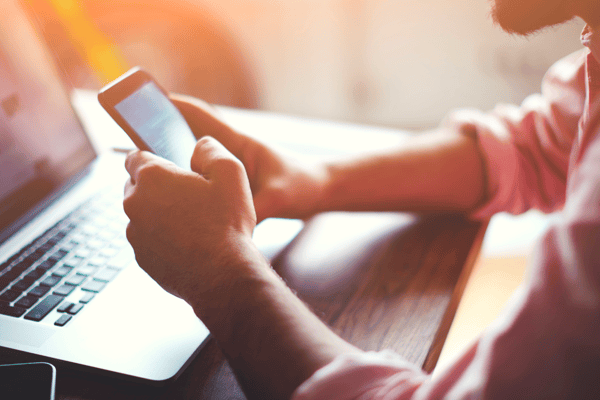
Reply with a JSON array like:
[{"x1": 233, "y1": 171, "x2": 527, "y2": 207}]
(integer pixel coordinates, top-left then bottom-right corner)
[{"x1": 0, "y1": 0, "x2": 210, "y2": 384}]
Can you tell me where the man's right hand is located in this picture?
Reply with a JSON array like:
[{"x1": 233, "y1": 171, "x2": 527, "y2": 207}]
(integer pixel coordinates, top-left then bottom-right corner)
[{"x1": 171, "y1": 94, "x2": 330, "y2": 222}]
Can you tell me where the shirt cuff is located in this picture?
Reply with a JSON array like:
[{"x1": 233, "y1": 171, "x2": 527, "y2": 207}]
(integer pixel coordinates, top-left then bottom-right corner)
[
  {"x1": 291, "y1": 350, "x2": 427, "y2": 400},
  {"x1": 442, "y1": 108, "x2": 520, "y2": 220}
]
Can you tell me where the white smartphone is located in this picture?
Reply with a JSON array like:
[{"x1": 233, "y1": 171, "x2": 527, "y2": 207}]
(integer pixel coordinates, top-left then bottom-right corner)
[{"x1": 98, "y1": 67, "x2": 197, "y2": 169}]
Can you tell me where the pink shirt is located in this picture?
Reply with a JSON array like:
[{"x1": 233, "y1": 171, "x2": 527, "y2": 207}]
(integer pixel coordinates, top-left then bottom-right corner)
[{"x1": 292, "y1": 25, "x2": 600, "y2": 399}]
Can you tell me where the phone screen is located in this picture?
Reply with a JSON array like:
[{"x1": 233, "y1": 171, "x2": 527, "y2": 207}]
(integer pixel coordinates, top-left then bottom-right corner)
[
  {"x1": 114, "y1": 81, "x2": 197, "y2": 169},
  {"x1": 0, "y1": 362, "x2": 56, "y2": 399}
]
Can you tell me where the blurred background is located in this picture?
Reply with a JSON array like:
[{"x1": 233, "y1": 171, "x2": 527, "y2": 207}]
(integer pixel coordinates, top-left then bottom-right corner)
[{"x1": 26, "y1": 0, "x2": 583, "y2": 131}]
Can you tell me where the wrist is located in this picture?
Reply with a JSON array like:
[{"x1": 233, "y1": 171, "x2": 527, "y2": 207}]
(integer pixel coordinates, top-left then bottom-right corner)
[
  {"x1": 186, "y1": 235, "x2": 274, "y2": 329},
  {"x1": 299, "y1": 159, "x2": 334, "y2": 217},
  {"x1": 317, "y1": 160, "x2": 343, "y2": 213}
]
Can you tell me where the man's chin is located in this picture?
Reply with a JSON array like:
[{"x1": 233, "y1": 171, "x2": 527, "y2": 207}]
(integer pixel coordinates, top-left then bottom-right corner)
[{"x1": 491, "y1": 0, "x2": 573, "y2": 36}]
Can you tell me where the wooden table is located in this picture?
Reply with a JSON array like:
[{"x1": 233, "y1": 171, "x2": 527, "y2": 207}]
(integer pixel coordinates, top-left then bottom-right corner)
[
  {"x1": 1, "y1": 97, "x2": 487, "y2": 398},
  {"x1": 1, "y1": 211, "x2": 485, "y2": 399}
]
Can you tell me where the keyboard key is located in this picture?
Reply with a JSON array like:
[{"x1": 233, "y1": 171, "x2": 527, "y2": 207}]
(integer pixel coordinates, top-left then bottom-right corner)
[
  {"x1": 57, "y1": 302, "x2": 74, "y2": 313},
  {"x1": 59, "y1": 241, "x2": 77, "y2": 251},
  {"x1": 81, "y1": 280, "x2": 106, "y2": 293},
  {"x1": 67, "y1": 238, "x2": 80, "y2": 247},
  {"x1": 15, "y1": 295, "x2": 39, "y2": 309},
  {"x1": 0, "y1": 303, "x2": 26, "y2": 317},
  {"x1": 38, "y1": 258, "x2": 58, "y2": 271},
  {"x1": 53, "y1": 284, "x2": 75, "y2": 296},
  {"x1": 1, "y1": 267, "x2": 23, "y2": 281},
  {"x1": 51, "y1": 249, "x2": 69, "y2": 260},
  {"x1": 46, "y1": 237, "x2": 59, "y2": 246},
  {"x1": 86, "y1": 256, "x2": 106, "y2": 267},
  {"x1": 65, "y1": 274, "x2": 86, "y2": 286},
  {"x1": 54, "y1": 314, "x2": 71, "y2": 326},
  {"x1": 94, "y1": 268, "x2": 118, "y2": 282},
  {"x1": 0, "y1": 290, "x2": 21, "y2": 302},
  {"x1": 34, "y1": 247, "x2": 49, "y2": 257},
  {"x1": 75, "y1": 248, "x2": 92, "y2": 258},
  {"x1": 21, "y1": 253, "x2": 42, "y2": 268},
  {"x1": 40, "y1": 276, "x2": 62, "y2": 287},
  {"x1": 68, "y1": 234, "x2": 85, "y2": 245},
  {"x1": 33, "y1": 266, "x2": 48, "y2": 276},
  {"x1": 68, "y1": 303, "x2": 83, "y2": 315},
  {"x1": 29, "y1": 285, "x2": 51, "y2": 298},
  {"x1": 81, "y1": 225, "x2": 99, "y2": 236},
  {"x1": 51, "y1": 231, "x2": 67, "y2": 242},
  {"x1": 12, "y1": 278, "x2": 35, "y2": 292},
  {"x1": 52, "y1": 266, "x2": 73, "y2": 277},
  {"x1": 79, "y1": 293, "x2": 94, "y2": 304},
  {"x1": 99, "y1": 247, "x2": 119, "y2": 258},
  {"x1": 63, "y1": 256, "x2": 84, "y2": 268},
  {"x1": 25, "y1": 270, "x2": 45, "y2": 280},
  {"x1": 76, "y1": 265, "x2": 96, "y2": 276},
  {"x1": 36, "y1": 239, "x2": 54, "y2": 253},
  {"x1": 24, "y1": 294, "x2": 63, "y2": 321}
]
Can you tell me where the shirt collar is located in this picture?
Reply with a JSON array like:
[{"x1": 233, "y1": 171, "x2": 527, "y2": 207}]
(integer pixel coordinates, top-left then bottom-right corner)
[{"x1": 581, "y1": 24, "x2": 600, "y2": 61}]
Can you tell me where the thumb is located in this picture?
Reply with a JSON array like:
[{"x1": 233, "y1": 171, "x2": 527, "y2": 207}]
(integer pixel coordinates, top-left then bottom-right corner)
[
  {"x1": 190, "y1": 136, "x2": 246, "y2": 183},
  {"x1": 253, "y1": 189, "x2": 283, "y2": 223},
  {"x1": 170, "y1": 94, "x2": 247, "y2": 161}
]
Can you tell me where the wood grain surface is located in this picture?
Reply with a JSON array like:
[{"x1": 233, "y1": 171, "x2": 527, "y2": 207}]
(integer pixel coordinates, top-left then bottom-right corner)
[{"x1": 0, "y1": 212, "x2": 485, "y2": 399}]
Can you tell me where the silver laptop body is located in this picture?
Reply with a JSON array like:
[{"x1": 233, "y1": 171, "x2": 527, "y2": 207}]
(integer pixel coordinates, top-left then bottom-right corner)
[{"x1": 0, "y1": 0, "x2": 209, "y2": 383}]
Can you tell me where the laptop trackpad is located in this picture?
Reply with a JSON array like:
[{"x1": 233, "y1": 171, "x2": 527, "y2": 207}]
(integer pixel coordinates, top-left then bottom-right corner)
[{"x1": 0, "y1": 318, "x2": 56, "y2": 348}]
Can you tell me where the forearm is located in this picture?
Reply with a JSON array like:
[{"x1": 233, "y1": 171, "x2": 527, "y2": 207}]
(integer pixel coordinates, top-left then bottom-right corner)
[
  {"x1": 191, "y1": 237, "x2": 360, "y2": 400},
  {"x1": 317, "y1": 127, "x2": 485, "y2": 214}
]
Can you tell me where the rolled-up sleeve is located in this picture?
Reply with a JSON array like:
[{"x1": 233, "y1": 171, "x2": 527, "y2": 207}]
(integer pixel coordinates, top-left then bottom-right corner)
[
  {"x1": 292, "y1": 351, "x2": 427, "y2": 400},
  {"x1": 444, "y1": 49, "x2": 586, "y2": 219}
]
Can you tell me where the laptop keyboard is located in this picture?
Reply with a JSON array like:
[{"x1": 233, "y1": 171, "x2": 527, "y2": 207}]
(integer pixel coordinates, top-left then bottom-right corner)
[{"x1": 0, "y1": 189, "x2": 132, "y2": 327}]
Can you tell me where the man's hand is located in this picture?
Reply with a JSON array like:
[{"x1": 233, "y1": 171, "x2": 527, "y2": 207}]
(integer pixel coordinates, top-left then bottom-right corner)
[
  {"x1": 123, "y1": 135, "x2": 360, "y2": 400},
  {"x1": 171, "y1": 94, "x2": 330, "y2": 222},
  {"x1": 123, "y1": 136, "x2": 258, "y2": 303}
]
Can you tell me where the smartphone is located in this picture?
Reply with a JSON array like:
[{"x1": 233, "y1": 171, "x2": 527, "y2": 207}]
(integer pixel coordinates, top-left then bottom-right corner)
[
  {"x1": 0, "y1": 362, "x2": 56, "y2": 400},
  {"x1": 98, "y1": 67, "x2": 198, "y2": 169}
]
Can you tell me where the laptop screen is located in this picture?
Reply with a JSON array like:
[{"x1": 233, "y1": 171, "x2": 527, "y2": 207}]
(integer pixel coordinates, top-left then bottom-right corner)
[{"x1": 0, "y1": 0, "x2": 96, "y2": 241}]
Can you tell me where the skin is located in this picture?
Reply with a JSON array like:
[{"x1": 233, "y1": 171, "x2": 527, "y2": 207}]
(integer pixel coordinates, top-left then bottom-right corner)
[
  {"x1": 491, "y1": 0, "x2": 574, "y2": 35},
  {"x1": 491, "y1": 0, "x2": 600, "y2": 35},
  {"x1": 123, "y1": 1, "x2": 600, "y2": 399}
]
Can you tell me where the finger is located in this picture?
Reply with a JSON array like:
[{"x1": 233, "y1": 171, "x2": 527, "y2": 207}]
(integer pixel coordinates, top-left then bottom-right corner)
[
  {"x1": 124, "y1": 178, "x2": 134, "y2": 197},
  {"x1": 122, "y1": 179, "x2": 139, "y2": 219},
  {"x1": 190, "y1": 136, "x2": 246, "y2": 182},
  {"x1": 170, "y1": 94, "x2": 247, "y2": 160},
  {"x1": 124, "y1": 150, "x2": 145, "y2": 180},
  {"x1": 124, "y1": 150, "x2": 167, "y2": 181},
  {"x1": 125, "y1": 222, "x2": 141, "y2": 250}
]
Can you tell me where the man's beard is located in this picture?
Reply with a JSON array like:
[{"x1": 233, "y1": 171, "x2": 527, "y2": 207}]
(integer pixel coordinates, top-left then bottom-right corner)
[{"x1": 491, "y1": 0, "x2": 575, "y2": 35}]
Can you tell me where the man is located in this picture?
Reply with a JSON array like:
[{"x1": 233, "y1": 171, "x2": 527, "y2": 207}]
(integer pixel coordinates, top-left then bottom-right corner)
[{"x1": 123, "y1": 0, "x2": 600, "y2": 398}]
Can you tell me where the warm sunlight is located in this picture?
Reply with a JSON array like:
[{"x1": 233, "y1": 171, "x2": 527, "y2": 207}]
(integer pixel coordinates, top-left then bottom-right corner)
[{"x1": 36, "y1": 0, "x2": 128, "y2": 83}]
